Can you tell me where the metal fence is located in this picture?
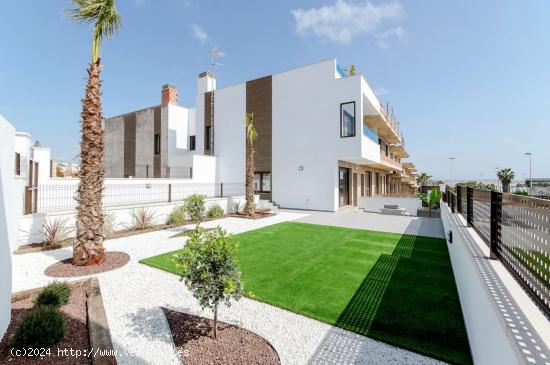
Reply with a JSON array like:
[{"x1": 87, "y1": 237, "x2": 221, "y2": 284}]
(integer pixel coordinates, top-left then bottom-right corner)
[
  {"x1": 31, "y1": 182, "x2": 245, "y2": 214},
  {"x1": 446, "y1": 185, "x2": 550, "y2": 316}
]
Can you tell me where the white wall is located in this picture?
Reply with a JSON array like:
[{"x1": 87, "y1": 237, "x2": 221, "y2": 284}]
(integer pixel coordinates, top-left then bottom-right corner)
[
  {"x1": 213, "y1": 83, "x2": 246, "y2": 184},
  {"x1": 272, "y1": 59, "x2": 363, "y2": 211},
  {"x1": 32, "y1": 147, "x2": 51, "y2": 184},
  {"x1": 440, "y1": 204, "x2": 520, "y2": 365},
  {"x1": 0, "y1": 115, "x2": 15, "y2": 339},
  {"x1": 14, "y1": 131, "x2": 31, "y2": 181},
  {"x1": 18, "y1": 195, "x2": 251, "y2": 245}
]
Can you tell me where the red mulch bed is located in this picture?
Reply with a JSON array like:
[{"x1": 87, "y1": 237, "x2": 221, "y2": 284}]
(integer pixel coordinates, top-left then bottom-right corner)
[
  {"x1": 163, "y1": 308, "x2": 280, "y2": 365},
  {"x1": 45, "y1": 251, "x2": 130, "y2": 277},
  {"x1": 0, "y1": 282, "x2": 91, "y2": 364}
]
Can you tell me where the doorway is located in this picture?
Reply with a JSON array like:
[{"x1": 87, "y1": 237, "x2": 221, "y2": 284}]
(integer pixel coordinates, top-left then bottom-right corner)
[{"x1": 339, "y1": 167, "x2": 350, "y2": 207}]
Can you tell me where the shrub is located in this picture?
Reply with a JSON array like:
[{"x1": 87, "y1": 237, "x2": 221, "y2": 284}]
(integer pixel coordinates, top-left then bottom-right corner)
[
  {"x1": 11, "y1": 306, "x2": 66, "y2": 349},
  {"x1": 129, "y1": 207, "x2": 156, "y2": 231},
  {"x1": 231, "y1": 201, "x2": 242, "y2": 214},
  {"x1": 183, "y1": 194, "x2": 206, "y2": 223},
  {"x1": 34, "y1": 282, "x2": 71, "y2": 308},
  {"x1": 207, "y1": 204, "x2": 224, "y2": 218},
  {"x1": 41, "y1": 218, "x2": 73, "y2": 246},
  {"x1": 167, "y1": 205, "x2": 186, "y2": 225},
  {"x1": 172, "y1": 226, "x2": 243, "y2": 339}
]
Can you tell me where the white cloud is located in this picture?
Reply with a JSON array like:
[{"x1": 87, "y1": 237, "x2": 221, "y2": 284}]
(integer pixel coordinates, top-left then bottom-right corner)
[
  {"x1": 191, "y1": 24, "x2": 208, "y2": 44},
  {"x1": 376, "y1": 26, "x2": 408, "y2": 48},
  {"x1": 291, "y1": 0, "x2": 404, "y2": 44},
  {"x1": 375, "y1": 86, "x2": 389, "y2": 96}
]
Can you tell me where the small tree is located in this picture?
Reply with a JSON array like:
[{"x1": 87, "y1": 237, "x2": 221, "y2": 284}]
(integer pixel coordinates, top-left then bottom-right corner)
[
  {"x1": 417, "y1": 189, "x2": 442, "y2": 218},
  {"x1": 183, "y1": 194, "x2": 206, "y2": 227},
  {"x1": 172, "y1": 227, "x2": 243, "y2": 339},
  {"x1": 497, "y1": 168, "x2": 515, "y2": 193}
]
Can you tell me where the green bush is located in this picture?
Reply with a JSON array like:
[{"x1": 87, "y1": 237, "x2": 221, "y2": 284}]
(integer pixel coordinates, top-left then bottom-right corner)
[
  {"x1": 11, "y1": 306, "x2": 66, "y2": 349},
  {"x1": 183, "y1": 194, "x2": 206, "y2": 222},
  {"x1": 167, "y1": 205, "x2": 186, "y2": 225},
  {"x1": 34, "y1": 282, "x2": 71, "y2": 308},
  {"x1": 207, "y1": 204, "x2": 224, "y2": 218}
]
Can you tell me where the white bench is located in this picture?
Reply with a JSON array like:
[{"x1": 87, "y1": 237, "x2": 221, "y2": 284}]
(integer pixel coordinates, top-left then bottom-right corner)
[{"x1": 379, "y1": 204, "x2": 407, "y2": 216}]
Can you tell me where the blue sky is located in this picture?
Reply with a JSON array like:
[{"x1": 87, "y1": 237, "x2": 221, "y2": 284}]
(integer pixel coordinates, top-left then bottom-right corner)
[{"x1": 1, "y1": 0, "x2": 549, "y2": 181}]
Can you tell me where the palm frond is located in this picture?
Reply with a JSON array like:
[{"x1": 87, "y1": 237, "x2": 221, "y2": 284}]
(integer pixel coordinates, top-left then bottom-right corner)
[
  {"x1": 246, "y1": 113, "x2": 257, "y2": 142},
  {"x1": 67, "y1": 0, "x2": 121, "y2": 61}
]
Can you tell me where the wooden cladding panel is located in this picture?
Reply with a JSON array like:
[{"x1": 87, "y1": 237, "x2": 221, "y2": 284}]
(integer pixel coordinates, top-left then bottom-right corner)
[
  {"x1": 204, "y1": 92, "x2": 212, "y2": 155},
  {"x1": 246, "y1": 76, "x2": 272, "y2": 172},
  {"x1": 123, "y1": 114, "x2": 136, "y2": 177},
  {"x1": 154, "y1": 106, "x2": 161, "y2": 177}
]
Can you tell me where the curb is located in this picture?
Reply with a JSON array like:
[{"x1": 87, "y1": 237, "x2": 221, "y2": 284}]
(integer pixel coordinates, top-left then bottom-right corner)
[{"x1": 87, "y1": 278, "x2": 117, "y2": 365}]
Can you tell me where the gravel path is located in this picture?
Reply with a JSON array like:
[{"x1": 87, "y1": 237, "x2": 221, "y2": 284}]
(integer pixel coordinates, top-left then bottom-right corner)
[{"x1": 12, "y1": 212, "x2": 445, "y2": 365}]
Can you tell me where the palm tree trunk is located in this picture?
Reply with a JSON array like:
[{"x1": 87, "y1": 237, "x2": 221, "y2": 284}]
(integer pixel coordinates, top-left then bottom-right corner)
[
  {"x1": 503, "y1": 181, "x2": 510, "y2": 193},
  {"x1": 245, "y1": 138, "x2": 255, "y2": 216},
  {"x1": 73, "y1": 60, "x2": 105, "y2": 266}
]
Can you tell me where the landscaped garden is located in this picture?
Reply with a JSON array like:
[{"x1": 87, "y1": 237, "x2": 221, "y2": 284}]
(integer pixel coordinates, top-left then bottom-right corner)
[{"x1": 141, "y1": 221, "x2": 473, "y2": 365}]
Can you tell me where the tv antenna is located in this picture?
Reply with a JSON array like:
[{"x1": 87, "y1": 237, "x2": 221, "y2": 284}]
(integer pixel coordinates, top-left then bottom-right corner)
[{"x1": 211, "y1": 47, "x2": 225, "y2": 68}]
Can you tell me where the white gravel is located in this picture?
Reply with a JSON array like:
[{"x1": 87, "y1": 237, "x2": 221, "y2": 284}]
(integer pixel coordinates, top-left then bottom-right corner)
[{"x1": 12, "y1": 212, "x2": 445, "y2": 365}]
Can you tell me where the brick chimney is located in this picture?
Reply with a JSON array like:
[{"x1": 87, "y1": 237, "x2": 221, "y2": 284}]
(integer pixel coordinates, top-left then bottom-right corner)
[{"x1": 161, "y1": 84, "x2": 178, "y2": 105}]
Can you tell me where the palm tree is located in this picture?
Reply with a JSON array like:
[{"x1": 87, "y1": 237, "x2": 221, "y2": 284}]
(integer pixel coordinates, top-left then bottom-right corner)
[
  {"x1": 416, "y1": 172, "x2": 431, "y2": 187},
  {"x1": 245, "y1": 113, "x2": 257, "y2": 217},
  {"x1": 497, "y1": 168, "x2": 515, "y2": 193},
  {"x1": 68, "y1": 0, "x2": 121, "y2": 266}
]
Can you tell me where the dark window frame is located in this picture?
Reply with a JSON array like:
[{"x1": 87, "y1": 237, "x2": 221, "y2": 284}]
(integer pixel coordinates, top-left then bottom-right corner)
[
  {"x1": 154, "y1": 134, "x2": 161, "y2": 155},
  {"x1": 189, "y1": 135, "x2": 196, "y2": 151},
  {"x1": 254, "y1": 171, "x2": 271, "y2": 193},
  {"x1": 340, "y1": 101, "x2": 356, "y2": 138}
]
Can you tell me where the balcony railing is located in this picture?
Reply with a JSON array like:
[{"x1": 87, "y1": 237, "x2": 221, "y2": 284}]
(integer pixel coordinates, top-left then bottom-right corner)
[{"x1": 363, "y1": 124, "x2": 379, "y2": 143}]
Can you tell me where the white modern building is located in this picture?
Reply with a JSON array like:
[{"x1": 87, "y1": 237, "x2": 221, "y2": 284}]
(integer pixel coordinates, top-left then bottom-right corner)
[{"x1": 104, "y1": 59, "x2": 417, "y2": 211}]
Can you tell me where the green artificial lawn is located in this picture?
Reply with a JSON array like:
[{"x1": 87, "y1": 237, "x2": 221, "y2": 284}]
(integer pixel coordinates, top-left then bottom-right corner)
[{"x1": 140, "y1": 222, "x2": 472, "y2": 365}]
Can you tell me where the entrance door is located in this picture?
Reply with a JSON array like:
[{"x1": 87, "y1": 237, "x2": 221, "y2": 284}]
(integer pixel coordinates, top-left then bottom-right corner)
[
  {"x1": 339, "y1": 167, "x2": 350, "y2": 207},
  {"x1": 352, "y1": 173, "x2": 358, "y2": 206}
]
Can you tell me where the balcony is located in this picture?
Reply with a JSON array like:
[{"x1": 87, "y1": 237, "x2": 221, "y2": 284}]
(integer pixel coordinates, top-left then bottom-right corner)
[
  {"x1": 363, "y1": 103, "x2": 403, "y2": 145},
  {"x1": 379, "y1": 153, "x2": 403, "y2": 172},
  {"x1": 390, "y1": 144, "x2": 409, "y2": 158}
]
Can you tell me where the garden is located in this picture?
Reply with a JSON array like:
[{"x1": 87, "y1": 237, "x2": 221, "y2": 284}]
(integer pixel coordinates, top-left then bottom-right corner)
[{"x1": 141, "y1": 221, "x2": 473, "y2": 365}]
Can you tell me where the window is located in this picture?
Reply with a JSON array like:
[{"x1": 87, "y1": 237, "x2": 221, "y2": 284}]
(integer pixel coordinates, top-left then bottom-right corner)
[
  {"x1": 154, "y1": 134, "x2": 161, "y2": 155},
  {"x1": 15, "y1": 153, "x2": 20, "y2": 175},
  {"x1": 254, "y1": 172, "x2": 271, "y2": 193},
  {"x1": 189, "y1": 135, "x2": 196, "y2": 151},
  {"x1": 205, "y1": 126, "x2": 211, "y2": 150},
  {"x1": 340, "y1": 102, "x2": 356, "y2": 137}
]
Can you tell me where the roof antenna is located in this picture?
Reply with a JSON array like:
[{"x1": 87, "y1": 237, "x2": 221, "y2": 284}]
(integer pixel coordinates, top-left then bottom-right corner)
[{"x1": 211, "y1": 47, "x2": 225, "y2": 68}]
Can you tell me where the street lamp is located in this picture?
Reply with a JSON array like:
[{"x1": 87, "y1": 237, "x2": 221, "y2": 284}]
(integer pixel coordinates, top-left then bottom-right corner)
[
  {"x1": 449, "y1": 157, "x2": 456, "y2": 186},
  {"x1": 525, "y1": 153, "x2": 532, "y2": 196}
]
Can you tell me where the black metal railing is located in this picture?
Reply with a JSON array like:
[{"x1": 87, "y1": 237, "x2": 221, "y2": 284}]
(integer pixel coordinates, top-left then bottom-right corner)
[
  {"x1": 446, "y1": 185, "x2": 550, "y2": 316},
  {"x1": 32, "y1": 182, "x2": 245, "y2": 214}
]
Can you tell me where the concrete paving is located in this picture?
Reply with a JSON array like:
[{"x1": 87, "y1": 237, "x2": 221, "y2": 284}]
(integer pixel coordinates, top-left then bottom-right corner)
[{"x1": 284, "y1": 208, "x2": 445, "y2": 239}]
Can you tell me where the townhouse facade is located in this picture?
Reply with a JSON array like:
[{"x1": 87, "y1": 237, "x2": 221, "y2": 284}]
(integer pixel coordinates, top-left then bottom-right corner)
[{"x1": 104, "y1": 59, "x2": 417, "y2": 211}]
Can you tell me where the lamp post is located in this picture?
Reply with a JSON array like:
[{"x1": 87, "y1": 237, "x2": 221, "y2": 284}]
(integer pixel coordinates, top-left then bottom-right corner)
[
  {"x1": 449, "y1": 157, "x2": 456, "y2": 186},
  {"x1": 525, "y1": 152, "x2": 532, "y2": 196}
]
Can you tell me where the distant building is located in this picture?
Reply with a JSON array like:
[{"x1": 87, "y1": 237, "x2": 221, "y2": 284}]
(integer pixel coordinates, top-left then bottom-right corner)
[{"x1": 104, "y1": 84, "x2": 194, "y2": 178}]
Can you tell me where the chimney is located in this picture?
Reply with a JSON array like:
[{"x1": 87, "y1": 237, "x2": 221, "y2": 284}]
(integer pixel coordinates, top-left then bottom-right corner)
[
  {"x1": 197, "y1": 71, "x2": 216, "y2": 94},
  {"x1": 161, "y1": 84, "x2": 178, "y2": 105}
]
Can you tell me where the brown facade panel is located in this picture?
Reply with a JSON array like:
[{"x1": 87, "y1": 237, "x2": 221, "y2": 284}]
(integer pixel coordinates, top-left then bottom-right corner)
[
  {"x1": 246, "y1": 76, "x2": 272, "y2": 173},
  {"x1": 204, "y1": 92, "x2": 212, "y2": 155},
  {"x1": 123, "y1": 114, "x2": 136, "y2": 177},
  {"x1": 154, "y1": 106, "x2": 161, "y2": 177}
]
